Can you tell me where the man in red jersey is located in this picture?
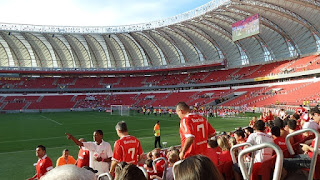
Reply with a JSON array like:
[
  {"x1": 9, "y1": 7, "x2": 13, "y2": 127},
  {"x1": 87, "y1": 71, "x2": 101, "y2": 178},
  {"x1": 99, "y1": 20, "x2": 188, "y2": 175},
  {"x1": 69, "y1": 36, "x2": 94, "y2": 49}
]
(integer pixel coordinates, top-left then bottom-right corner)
[
  {"x1": 109, "y1": 121, "x2": 143, "y2": 175},
  {"x1": 176, "y1": 102, "x2": 216, "y2": 159},
  {"x1": 76, "y1": 138, "x2": 89, "y2": 168},
  {"x1": 28, "y1": 145, "x2": 53, "y2": 180}
]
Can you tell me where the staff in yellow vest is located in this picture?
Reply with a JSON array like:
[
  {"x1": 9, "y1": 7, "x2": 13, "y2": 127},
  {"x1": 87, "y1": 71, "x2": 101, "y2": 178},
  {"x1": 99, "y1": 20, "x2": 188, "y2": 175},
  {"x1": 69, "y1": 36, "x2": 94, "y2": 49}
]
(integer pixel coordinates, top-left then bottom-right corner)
[{"x1": 154, "y1": 121, "x2": 162, "y2": 148}]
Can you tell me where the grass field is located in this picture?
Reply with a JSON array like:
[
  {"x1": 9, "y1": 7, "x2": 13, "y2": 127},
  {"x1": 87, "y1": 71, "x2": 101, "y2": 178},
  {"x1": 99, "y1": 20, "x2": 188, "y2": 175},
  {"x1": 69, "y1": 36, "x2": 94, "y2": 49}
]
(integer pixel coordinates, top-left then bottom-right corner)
[{"x1": 0, "y1": 111, "x2": 254, "y2": 179}]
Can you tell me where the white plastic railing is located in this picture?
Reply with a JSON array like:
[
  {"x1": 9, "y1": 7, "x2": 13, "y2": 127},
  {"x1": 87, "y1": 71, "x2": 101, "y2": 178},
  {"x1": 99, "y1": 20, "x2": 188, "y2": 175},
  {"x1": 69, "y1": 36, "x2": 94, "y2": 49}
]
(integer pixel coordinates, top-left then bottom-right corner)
[
  {"x1": 285, "y1": 128, "x2": 319, "y2": 180},
  {"x1": 152, "y1": 157, "x2": 168, "y2": 180},
  {"x1": 97, "y1": 172, "x2": 113, "y2": 180},
  {"x1": 238, "y1": 142, "x2": 283, "y2": 180},
  {"x1": 230, "y1": 142, "x2": 254, "y2": 177}
]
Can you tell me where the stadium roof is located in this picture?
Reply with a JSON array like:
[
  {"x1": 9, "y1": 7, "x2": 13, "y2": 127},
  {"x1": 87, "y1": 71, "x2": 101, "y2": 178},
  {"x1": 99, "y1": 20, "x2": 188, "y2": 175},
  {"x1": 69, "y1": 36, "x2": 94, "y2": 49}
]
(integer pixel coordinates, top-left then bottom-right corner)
[{"x1": 0, "y1": 0, "x2": 319, "y2": 70}]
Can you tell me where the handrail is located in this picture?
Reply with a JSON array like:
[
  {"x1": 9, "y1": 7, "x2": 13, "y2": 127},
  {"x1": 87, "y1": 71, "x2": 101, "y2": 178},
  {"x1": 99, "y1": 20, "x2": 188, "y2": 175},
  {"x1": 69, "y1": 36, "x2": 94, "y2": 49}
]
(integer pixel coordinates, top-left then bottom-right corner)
[
  {"x1": 152, "y1": 157, "x2": 168, "y2": 180},
  {"x1": 285, "y1": 128, "x2": 319, "y2": 180},
  {"x1": 230, "y1": 142, "x2": 252, "y2": 164},
  {"x1": 97, "y1": 172, "x2": 113, "y2": 180},
  {"x1": 230, "y1": 142, "x2": 254, "y2": 177},
  {"x1": 238, "y1": 142, "x2": 283, "y2": 180}
]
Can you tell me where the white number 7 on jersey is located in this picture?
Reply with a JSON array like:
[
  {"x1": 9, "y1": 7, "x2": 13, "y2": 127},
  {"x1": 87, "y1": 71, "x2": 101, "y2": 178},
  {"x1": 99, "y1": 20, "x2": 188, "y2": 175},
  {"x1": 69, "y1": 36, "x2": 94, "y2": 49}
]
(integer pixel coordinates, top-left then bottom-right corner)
[
  {"x1": 128, "y1": 148, "x2": 135, "y2": 160},
  {"x1": 197, "y1": 124, "x2": 205, "y2": 138}
]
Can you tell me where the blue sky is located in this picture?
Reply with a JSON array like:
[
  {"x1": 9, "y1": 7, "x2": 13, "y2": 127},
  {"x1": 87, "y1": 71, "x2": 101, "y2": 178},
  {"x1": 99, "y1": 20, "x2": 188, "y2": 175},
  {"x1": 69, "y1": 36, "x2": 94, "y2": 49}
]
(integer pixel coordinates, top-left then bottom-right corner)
[{"x1": 0, "y1": 0, "x2": 212, "y2": 26}]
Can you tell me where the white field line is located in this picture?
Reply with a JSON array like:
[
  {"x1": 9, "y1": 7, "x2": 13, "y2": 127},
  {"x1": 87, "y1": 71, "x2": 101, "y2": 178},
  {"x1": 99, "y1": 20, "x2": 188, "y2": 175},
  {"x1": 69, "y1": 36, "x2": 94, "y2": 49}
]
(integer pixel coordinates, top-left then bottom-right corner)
[
  {"x1": 0, "y1": 133, "x2": 178, "y2": 155},
  {"x1": 40, "y1": 115, "x2": 62, "y2": 125},
  {"x1": 0, "y1": 127, "x2": 176, "y2": 144}
]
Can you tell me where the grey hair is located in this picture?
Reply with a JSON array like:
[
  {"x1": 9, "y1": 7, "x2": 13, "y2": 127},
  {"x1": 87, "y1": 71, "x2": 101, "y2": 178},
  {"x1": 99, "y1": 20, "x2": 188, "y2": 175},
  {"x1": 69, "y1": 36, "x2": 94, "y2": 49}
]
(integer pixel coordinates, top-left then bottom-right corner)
[
  {"x1": 40, "y1": 165, "x2": 95, "y2": 180},
  {"x1": 115, "y1": 121, "x2": 128, "y2": 132}
]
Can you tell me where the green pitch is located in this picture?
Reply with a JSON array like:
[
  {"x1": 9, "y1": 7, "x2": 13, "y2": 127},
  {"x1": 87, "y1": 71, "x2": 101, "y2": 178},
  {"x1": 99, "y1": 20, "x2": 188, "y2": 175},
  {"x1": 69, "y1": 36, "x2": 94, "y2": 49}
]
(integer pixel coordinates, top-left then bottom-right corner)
[{"x1": 0, "y1": 111, "x2": 253, "y2": 179}]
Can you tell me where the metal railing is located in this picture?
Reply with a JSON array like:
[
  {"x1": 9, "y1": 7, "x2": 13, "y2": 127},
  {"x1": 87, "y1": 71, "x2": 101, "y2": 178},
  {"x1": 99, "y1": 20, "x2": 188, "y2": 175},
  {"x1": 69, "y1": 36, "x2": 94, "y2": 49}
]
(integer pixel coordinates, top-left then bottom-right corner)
[
  {"x1": 230, "y1": 142, "x2": 254, "y2": 177},
  {"x1": 238, "y1": 142, "x2": 283, "y2": 180},
  {"x1": 152, "y1": 157, "x2": 168, "y2": 180},
  {"x1": 285, "y1": 128, "x2": 319, "y2": 180},
  {"x1": 97, "y1": 172, "x2": 113, "y2": 180}
]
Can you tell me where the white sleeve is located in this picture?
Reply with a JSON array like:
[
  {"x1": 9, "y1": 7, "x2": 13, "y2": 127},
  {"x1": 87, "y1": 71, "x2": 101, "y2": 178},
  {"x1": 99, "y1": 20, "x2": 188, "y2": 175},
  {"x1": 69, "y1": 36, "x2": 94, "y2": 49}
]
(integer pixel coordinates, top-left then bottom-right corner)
[
  {"x1": 246, "y1": 134, "x2": 254, "y2": 145},
  {"x1": 83, "y1": 142, "x2": 95, "y2": 151},
  {"x1": 106, "y1": 142, "x2": 113, "y2": 158}
]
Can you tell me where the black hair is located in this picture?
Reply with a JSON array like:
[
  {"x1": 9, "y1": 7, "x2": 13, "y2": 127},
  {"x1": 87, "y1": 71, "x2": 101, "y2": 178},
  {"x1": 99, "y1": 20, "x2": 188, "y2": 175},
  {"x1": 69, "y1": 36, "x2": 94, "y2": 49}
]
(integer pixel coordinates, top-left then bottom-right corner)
[
  {"x1": 254, "y1": 120, "x2": 265, "y2": 131},
  {"x1": 234, "y1": 129, "x2": 245, "y2": 139},
  {"x1": 287, "y1": 119, "x2": 297, "y2": 130},
  {"x1": 271, "y1": 126, "x2": 280, "y2": 137},
  {"x1": 94, "y1": 130, "x2": 103, "y2": 136},
  {"x1": 37, "y1": 145, "x2": 46, "y2": 152}
]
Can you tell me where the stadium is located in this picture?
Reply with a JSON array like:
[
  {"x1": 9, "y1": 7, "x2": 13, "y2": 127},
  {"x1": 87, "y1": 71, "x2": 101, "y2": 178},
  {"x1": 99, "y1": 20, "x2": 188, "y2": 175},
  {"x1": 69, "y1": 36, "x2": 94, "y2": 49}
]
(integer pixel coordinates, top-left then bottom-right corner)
[{"x1": 0, "y1": 0, "x2": 320, "y2": 179}]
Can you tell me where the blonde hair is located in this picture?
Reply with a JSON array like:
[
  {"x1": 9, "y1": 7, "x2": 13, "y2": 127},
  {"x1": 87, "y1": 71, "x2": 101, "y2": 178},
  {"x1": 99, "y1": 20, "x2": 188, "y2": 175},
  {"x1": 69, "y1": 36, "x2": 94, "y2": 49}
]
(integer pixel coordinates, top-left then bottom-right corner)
[{"x1": 217, "y1": 136, "x2": 231, "y2": 151}]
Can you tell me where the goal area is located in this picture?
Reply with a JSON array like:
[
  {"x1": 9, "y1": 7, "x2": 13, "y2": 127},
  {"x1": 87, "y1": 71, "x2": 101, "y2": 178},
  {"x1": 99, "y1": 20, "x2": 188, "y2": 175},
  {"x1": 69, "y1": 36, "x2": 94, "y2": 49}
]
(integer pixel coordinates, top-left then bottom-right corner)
[{"x1": 110, "y1": 105, "x2": 130, "y2": 116}]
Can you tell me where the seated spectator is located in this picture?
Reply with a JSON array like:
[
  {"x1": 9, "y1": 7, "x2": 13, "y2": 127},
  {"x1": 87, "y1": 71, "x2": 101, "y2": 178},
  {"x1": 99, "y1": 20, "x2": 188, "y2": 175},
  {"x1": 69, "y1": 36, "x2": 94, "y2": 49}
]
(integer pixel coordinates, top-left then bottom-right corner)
[
  {"x1": 271, "y1": 126, "x2": 287, "y2": 152},
  {"x1": 246, "y1": 120, "x2": 274, "y2": 163},
  {"x1": 234, "y1": 129, "x2": 246, "y2": 145},
  {"x1": 283, "y1": 130, "x2": 320, "y2": 178},
  {"x1": 151, "y1": 149, "x2": 165, "y2": 177},
  {"x1": 40, "y1": 164, "x2": 96, "y2": 180},
  {"x1": 56, "y1": 149, "x2": 76, "y2": 167},
  {"x1": 273, "y1": 117, "x2": 289, "y2": 138},
  {"x1": 244, "y1": 127, "x2": 253, "y2": 139},
  {"x1": 287, "y1": 119, "x2": 303, "y2": 144},
  {"x1": 173, "y1": 155, "x2": 223, "y2": 180},
  {"x1": 144, "y1": 159, "x2": 156, "y2": 180},
  {"x1": 249, "y1": 116, "x2": 257, "y2": 127},
  {"x1": 217, "y1": 136, "x2": 232, "y2": 165},
  {"x1": 204, "y1": 137, "x2": 221, "y2": 166},
  {"x1": 302, "y1": 107, "x2": 320, "y2": 137},
  {"x1": 151, "y1": 151, "x2": 179, "y2": 180},
  {"x1": 115, "y1": 162, "x2": 146, "y2": 180}
]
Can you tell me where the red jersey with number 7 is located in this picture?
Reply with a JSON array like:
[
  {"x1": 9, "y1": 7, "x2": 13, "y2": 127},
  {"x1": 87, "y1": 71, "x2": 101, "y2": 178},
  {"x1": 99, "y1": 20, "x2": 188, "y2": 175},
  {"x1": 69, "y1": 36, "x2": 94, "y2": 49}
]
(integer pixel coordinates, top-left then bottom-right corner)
[
  {"x1": 112, "y1": 135, "x2": 143, "y2": 165},
  {"x1": 180, "y1": 113, "x2": 215, "y2": 158}
]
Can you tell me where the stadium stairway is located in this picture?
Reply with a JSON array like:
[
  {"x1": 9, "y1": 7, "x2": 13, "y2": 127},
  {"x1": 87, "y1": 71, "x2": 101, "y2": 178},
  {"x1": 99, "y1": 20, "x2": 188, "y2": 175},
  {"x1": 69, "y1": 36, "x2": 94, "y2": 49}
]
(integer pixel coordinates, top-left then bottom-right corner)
[{"x1": 0, "y1": 102, "x2": 8, "y2": 110}]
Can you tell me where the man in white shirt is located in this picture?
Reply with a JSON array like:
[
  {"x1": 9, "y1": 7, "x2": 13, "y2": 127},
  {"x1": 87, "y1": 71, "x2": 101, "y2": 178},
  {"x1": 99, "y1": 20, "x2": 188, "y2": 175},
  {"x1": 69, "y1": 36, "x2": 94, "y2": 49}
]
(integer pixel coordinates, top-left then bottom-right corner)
[
  {"x1": 246, "y1": 120, "x2": 274, "y2": 163},
  {"x1": 66, "y1": 130, "x2": 113, "y2": 175},
  {"x1": 302, "y1": 107, "x2": 320, "y2": 133}
]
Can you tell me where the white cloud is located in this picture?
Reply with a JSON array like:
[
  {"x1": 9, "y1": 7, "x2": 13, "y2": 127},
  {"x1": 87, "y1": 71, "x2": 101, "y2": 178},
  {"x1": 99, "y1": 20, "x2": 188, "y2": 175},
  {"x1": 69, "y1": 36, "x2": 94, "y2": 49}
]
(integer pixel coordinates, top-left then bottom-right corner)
[{"x1": 0, "y1": 0, "x2": 211, "y2": 26}]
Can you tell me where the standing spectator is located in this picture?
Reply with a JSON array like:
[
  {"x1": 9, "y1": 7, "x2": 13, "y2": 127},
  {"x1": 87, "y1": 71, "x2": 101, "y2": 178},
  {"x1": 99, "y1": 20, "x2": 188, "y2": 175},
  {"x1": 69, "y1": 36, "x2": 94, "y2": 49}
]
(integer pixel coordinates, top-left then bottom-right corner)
[
  {"x1": 109, "y1": 121, "x2": 143, "y2": 175},
  {"x1": 65, "y1": 130, "x2": 113, "y2": 175},
  {"x1": 154, "y1": 121, "x2": 162, "y2": 148},
  {"x1": 27, "y1": 145, "x2": 53, "y2": 180},
  {"x1": 246, "y1": 120, "x2": 274, "y2": 163},
  {"x1": 76, "y1": 138, "x2": 89, "y2": 168},
  {"x1": 176, "y1": 102, "x2": 216, "y2": 159},
  {"x1": 56, "y1": 149, "x2": 76, "y2": 166}
]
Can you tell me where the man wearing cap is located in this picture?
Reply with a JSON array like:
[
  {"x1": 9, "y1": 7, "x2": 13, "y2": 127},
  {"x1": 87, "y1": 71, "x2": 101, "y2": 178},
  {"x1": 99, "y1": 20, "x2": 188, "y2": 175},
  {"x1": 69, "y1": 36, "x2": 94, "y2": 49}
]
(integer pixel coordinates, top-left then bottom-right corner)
[{"x1": 66, "y1": 130, "x2": 113, "y2": 175}]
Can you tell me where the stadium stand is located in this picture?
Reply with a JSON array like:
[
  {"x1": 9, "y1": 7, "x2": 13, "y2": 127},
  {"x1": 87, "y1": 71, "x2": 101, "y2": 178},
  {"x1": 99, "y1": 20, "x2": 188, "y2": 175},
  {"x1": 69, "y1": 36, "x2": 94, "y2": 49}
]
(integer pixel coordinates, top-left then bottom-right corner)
[{"x1": 1, "y1": 0, "x2": 320, "y2": 179}]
